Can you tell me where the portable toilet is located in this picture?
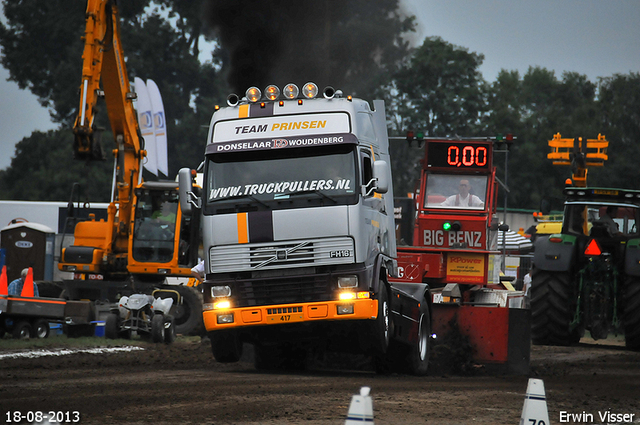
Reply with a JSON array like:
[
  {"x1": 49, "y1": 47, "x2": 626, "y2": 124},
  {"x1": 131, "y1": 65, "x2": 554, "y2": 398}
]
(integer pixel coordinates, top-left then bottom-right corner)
[{"x1": 0, "y1": 222, "x2": 55, "y2": 282}]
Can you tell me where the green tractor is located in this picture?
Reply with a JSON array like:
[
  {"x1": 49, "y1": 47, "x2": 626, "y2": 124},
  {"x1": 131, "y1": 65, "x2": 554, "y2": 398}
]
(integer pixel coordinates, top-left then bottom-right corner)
[{"x1": 531, "y1": 187, "x2": 640, "y2": 349}]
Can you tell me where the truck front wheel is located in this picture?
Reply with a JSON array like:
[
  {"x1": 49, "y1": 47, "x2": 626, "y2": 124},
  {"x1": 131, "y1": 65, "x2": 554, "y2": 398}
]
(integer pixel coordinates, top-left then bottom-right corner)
[
  {"x1": 531, "y1": 270, "x2": 581, "y2": 345},
  {"x1": 210, "y1": 330, "x2": 243, "y2": 363},
  {"x1": 623, "y1": 277, "x2": 640, "y2": 350}
]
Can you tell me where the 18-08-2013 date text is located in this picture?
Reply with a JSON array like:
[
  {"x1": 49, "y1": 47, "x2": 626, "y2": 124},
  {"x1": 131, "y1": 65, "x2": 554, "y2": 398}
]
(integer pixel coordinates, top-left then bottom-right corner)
[{"x1": 5, "y1": 411, "x2": 80, "y2": 423}]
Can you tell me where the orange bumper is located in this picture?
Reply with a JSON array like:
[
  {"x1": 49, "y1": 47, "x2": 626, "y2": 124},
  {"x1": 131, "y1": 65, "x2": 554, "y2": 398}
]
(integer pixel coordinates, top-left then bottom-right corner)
[{"x1": 203, "y1": 299, "x2": 378, "y2": 331}]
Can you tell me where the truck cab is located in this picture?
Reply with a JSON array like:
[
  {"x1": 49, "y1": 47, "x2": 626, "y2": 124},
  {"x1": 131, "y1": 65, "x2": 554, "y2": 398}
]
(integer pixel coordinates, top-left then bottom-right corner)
[{"x1": 180, "y1": 83, "x2": 414, "y2": 370}]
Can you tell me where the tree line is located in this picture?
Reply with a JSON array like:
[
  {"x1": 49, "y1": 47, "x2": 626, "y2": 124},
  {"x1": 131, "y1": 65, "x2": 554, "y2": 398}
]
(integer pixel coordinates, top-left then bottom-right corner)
[{"x1": 0, "y1": 0, "x2": 638, "y2": 211}]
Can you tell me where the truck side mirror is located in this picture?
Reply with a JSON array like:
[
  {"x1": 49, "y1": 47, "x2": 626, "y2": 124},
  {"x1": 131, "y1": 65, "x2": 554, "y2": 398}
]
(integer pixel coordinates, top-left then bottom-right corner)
[
  {"x1": 178, "y1": 168, "x2": 201, "y2": 214},
  {"x1": 373, "y1": 160, "x2": 389, "y2": 194}
]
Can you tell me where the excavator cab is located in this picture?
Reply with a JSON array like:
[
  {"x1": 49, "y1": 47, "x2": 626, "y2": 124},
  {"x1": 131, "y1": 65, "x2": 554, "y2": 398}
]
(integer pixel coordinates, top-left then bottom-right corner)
[
  {"x1": 128, "y1": 182, "x2": 201, "y2": 273},
  {"x1": 132, "y1": 186, "x2": 179, "y2": 263}
]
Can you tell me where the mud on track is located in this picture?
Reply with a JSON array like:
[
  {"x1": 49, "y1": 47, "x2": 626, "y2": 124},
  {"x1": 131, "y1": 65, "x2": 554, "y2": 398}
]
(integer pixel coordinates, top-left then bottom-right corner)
[{"x1": 1, "y1": 337, "x2": 638, "y2": 424}]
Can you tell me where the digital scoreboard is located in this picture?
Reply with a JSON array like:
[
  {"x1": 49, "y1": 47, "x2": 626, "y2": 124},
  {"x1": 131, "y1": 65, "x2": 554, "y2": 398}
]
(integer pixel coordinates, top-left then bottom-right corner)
[{"x1": 426, "y1": 140, "x2": 492, "y2": 171}]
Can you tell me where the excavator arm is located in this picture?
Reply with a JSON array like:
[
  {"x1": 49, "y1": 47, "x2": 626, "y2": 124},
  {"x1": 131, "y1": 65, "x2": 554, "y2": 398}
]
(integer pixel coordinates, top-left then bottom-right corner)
[{"x1": 72, "y1": 0, "x2": 146, "y2": 262}]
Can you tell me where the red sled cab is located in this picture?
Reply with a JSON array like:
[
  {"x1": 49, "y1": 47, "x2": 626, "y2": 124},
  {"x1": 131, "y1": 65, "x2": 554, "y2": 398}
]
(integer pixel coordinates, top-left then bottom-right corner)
[{"x1": 391, "y1": 137, "x2": 530, "y2": 374}]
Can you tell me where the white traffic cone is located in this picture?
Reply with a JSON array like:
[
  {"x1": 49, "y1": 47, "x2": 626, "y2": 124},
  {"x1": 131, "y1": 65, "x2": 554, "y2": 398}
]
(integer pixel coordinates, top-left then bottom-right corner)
[
  {"x1": 519, "y1": 378, "x2": 550, "y2": 425},
  {"x1": 345, "y1": 386, "x2": 374, "y2": 424}
]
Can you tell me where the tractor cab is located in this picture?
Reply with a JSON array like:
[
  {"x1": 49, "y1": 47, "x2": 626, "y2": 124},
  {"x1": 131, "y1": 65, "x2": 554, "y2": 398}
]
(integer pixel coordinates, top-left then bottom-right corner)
[{"x1": 558, "y1": 188, "x2": 640, "y2": 264}]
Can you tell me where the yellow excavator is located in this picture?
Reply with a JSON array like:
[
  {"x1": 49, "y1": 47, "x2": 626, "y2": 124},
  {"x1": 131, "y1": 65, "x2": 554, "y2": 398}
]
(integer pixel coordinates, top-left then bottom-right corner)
[{"x1": 58, "y1": 0, "x2": 203, "y2": 335}]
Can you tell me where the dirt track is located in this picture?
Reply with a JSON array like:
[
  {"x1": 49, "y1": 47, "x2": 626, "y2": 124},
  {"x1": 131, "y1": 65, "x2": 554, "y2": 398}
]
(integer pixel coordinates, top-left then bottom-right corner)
[{"x1": 1, "y1": 337, "x2": 639, "y2": 425}]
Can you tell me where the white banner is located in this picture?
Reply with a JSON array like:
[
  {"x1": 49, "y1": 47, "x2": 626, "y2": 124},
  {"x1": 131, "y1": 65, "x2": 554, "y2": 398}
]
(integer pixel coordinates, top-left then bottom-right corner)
[
  {"x1": 146, "y1": 79, "x2": 168, "y2": 177},
  {"x1": 134, "y1": 77, "x2": 157, "y2": 176}
]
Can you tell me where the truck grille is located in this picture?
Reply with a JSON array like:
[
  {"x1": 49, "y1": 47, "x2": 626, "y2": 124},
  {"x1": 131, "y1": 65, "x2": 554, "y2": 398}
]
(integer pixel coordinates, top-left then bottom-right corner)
[
  {"x1": 234, "y1": 273, "x2": 332, "y2": 307},
  {"x1": 209, "y1": 237, "x2": 354, "y2": 273}
]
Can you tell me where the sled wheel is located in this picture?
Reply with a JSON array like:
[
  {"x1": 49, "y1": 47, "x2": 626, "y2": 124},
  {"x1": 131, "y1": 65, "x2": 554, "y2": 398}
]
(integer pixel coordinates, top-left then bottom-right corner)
[
  {"x1": 211, "y1": 330, "x2": 243, "y2": 363},
  {"x1": 623, "y1": 276, "x2": 640, "y2": 350},
  {"x1": 531, "y1": 269, "x2": 581, "y2": 345},
  {"x1": 151, "y1": 314, "x2": 165, "y2": 343},
  {"x1": 32, "y1": 319, "x2": 50, "y2": 339},
  {"x1": 12, "y1": 320, "x2": 32, "y2": 340},
  {"x1": 406, "y1": 309, "x2": 431, "y2": 376}
]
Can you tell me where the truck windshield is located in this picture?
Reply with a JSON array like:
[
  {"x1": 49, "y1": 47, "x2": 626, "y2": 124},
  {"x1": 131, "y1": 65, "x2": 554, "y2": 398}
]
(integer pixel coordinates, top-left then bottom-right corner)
[
  {"x1": 204, "y1": 145, "x2": 358, "y2": 213},
  {"x1": 424, "y1": 174, "x2": 488, "y2": 210}
]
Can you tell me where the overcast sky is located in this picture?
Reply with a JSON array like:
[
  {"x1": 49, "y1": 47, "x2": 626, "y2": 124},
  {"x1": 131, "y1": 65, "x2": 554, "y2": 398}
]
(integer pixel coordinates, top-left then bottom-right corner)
[{"x1": 1, "y1": 0, "x2": 639, "y2": 171}]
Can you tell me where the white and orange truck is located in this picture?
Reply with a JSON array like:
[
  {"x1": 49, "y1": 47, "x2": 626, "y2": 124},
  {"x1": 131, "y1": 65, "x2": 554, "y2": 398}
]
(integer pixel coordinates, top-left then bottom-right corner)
[{"x1": 179, "y1": 83, "x2": 432, "y2": 374}]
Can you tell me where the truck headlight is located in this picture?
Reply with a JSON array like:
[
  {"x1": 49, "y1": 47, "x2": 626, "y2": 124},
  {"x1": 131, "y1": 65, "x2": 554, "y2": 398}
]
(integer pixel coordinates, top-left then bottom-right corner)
[
  {"x1": 338, "y1": 275, "x2": 358, "y2": 288},
  {"x1": 214, "y1": 300, "x2": 231, "y2": 310},
  {"x1": 217, "y1": 313, "x2": 234, "y2": 324},
  {"x1": 211, "y1": 286, "x2": 231, "y2": 298},
  {"x1": 339, "y1": 292, "x2": 356, "y2": 301},
  {"x1": 337, "y1": 304, "x2": 354, "y2": 315}
]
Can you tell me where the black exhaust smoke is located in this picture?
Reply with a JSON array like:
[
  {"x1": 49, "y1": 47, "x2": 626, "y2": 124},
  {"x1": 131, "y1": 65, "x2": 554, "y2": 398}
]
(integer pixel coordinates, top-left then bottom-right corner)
[{"x1": 203, "y1": 0, "x2": 413, "y2": 95}]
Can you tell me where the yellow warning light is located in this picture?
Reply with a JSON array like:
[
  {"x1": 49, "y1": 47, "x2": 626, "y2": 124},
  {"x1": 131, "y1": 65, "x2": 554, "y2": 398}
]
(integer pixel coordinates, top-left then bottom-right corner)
[
  {"x1": 246, "y1": 86, "x2": 261, "y2": 103},
  {"x1": 302, "y1": 82, "x2": 318, "y2": 99},
  {"x1": 283, "y1": 83, "x2": 299, "y2": 99},
  {"x1": 264, "y1": 85, "x2": 280, "y2": 101}
]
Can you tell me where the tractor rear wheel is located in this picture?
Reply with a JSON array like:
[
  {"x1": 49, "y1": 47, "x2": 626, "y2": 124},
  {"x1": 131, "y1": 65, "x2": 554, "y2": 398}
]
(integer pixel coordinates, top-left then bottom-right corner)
[
  {"x1": 531, "y1": 270, "x2": 581, "y2": 345},
  {"x1": 623, "y1": 276, "x2": 640, "y2": 350}
]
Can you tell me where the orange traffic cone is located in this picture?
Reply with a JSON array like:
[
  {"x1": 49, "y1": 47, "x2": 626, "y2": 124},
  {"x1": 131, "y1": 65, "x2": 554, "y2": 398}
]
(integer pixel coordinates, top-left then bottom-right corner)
[
  {"x1": 0, "y1": 266, "x2": 7, "y2": 296},
  {"x1": 21, "y1": 267, "x2": 34, "y2": 297}
]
